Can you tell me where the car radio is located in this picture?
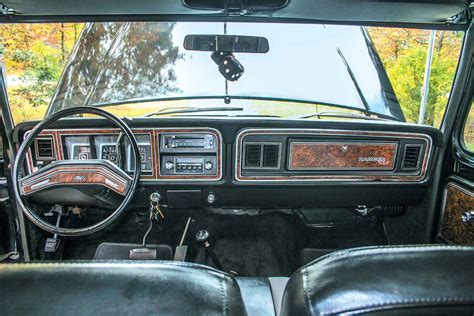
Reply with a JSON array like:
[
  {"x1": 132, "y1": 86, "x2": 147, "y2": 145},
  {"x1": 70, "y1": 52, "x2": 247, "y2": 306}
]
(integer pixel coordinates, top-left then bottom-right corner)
[
  {"x1": 161, "y1": 133, "x2": 216, "y2": 153},
  {"x1": 160, "y1": 156, "x2": 217, "y2": 175},
  {"x1": 159, "y1": 132, "x2": 219, "y2": 176}
]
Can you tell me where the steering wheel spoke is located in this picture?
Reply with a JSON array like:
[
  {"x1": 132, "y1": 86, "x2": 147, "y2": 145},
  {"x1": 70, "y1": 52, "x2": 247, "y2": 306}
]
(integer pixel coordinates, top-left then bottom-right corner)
[{"x1": 20, "y1": 160, "x2": 132, "y2": 196}]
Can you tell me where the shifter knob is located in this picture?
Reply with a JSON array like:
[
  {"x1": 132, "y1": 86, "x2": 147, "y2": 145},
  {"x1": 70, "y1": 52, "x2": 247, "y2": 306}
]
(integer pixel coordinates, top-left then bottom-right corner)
[{"x1": 196, "y1": 229, "x2": 210, "y2": 247}]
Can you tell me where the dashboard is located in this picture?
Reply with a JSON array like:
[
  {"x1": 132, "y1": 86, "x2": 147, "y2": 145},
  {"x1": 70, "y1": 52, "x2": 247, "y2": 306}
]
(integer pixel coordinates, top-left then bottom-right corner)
[{"x1": 16, "y1": 117, "x2": 442, "y2": 209}]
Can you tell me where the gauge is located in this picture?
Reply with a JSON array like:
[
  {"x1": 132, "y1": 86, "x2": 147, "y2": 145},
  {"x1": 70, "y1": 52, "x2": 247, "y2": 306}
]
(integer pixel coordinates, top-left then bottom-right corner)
[
  {"x1": 100, "y1": 144, "x2": 121, "y2": 165},
  {"x1": 127, "y1": 144, "x2": 152, "y2": 173},
  {"x1": 71, "y1": 144, "x2": 91, "y2": 160}
]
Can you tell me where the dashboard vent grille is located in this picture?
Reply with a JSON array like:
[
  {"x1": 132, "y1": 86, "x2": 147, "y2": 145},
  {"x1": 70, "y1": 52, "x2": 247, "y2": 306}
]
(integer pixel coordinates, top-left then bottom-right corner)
[
  {"x1": 35, "y1": 138, "x2": 54, "y2": 159},
  {"x1": 244, "y1": 142, "x2": 281, "y2": 169},
  {"x1": 263, "y1": 144, "x2": 280, "y2": 168},
  {"x1": 401, "y1": 144, "x2": 422, "y2": 170},
  {"x1": 244, "y1": 144, "x2": 262, "y2": 167}
]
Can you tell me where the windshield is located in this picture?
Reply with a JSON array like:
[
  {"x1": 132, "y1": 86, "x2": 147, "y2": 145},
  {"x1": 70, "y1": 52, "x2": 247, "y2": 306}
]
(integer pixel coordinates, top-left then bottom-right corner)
[
  {"x1": 1, "y1": 22, "x2": 463, "y2": 126},
  {"x1": 48, "y1": 22, "x2": 403, "y2": 120}
]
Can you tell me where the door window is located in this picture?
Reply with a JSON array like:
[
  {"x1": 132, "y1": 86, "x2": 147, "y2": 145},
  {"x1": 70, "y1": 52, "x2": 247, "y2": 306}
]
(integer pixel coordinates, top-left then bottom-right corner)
[{"x1": 463, "y1": 100, "x2": 474, "y2": 152}]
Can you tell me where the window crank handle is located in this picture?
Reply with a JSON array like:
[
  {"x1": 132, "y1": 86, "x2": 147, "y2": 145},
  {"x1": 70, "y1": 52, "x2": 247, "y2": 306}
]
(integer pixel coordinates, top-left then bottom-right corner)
[{"x1": 461, "y1": 211, "x2": 474, "y2": 223}]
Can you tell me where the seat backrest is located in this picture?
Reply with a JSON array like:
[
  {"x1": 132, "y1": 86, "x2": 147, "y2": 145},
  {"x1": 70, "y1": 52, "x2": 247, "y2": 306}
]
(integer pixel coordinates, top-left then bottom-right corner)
[
  {"x1": 281, "y1": 245, "x2": 474, "y2": 315},
  {"x1": 0, "y1": 261, "x2": 246, "y2": 315}
]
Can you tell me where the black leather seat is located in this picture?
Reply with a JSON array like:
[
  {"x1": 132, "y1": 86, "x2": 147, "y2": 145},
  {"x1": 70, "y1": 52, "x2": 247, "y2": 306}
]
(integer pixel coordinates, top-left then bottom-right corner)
[
  {"x1": 280, "y1": 245, "x2": 474, "y2": 315},
  {"x1": 0, "y1": 261, "x2": 246, "y2": 315},
  {"x1": 2, "y1": 246, "x2": 473, "y2": 316}
]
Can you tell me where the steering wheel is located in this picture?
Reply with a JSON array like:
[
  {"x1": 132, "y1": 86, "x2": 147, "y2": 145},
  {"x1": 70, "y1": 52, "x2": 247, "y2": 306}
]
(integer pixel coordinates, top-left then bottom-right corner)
[{"x1": 12, "y1": 107, "x2": 141, "y2": 236}]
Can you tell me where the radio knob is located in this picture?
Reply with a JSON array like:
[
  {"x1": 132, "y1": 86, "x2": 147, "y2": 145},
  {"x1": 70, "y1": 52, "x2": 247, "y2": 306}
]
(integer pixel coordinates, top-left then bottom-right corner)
[
  {"x1": 165, "y1": 161, "x2": 174, "y2": 170},
  {"x1": 204, "y1": 161, "x2": 213, "y2": 170}
]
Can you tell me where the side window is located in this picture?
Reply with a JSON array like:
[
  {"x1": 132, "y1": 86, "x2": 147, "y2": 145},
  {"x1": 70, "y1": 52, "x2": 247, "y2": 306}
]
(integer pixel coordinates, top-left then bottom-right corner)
[{"x1": 463, "y1": 100, "x2": 474, "y2": 153}]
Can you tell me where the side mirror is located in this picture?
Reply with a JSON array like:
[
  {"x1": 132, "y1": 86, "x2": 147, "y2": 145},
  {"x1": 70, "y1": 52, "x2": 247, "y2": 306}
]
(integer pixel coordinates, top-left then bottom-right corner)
[{"x1": 184, "y1": 35, "x2": 269, "y2": 53}]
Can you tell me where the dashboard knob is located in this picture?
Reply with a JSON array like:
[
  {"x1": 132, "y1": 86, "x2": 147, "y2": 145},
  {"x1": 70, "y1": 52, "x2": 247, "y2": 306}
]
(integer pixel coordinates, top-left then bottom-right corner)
[
  {"x1": 207, "y1": 193, "x2": 216, "y2": 204},
  {"x1": 196, "y1": 229, "x2": 210, "y2": 244},
  {"x1": 204, "y1": 161, "x2": 213, "y2": 170},
  {"x1": 165, "y1": 161, "x2": 174, "y2": 170}
]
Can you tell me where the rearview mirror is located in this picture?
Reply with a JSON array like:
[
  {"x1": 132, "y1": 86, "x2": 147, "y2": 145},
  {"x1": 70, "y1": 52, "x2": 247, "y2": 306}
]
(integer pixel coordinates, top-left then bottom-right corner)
[{"x1": 184, "y1": 35, "x2": 269, "y2": 53}]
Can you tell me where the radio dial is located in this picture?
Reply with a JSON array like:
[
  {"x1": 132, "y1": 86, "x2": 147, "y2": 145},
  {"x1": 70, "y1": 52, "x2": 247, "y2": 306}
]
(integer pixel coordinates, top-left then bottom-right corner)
[
  {"x1": 204, "y1": 161, "x2": 213, "y2": 170},
  {"x1": 165, "y1": 161, "x2": 174, "y2": 170}
]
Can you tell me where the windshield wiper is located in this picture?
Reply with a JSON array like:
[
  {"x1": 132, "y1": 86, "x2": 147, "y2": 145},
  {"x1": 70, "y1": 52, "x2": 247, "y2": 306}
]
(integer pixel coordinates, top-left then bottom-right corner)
[
  {"x1": 294, "y1": 111, "x2": 391, "y2": 121},
  {"x1": 143, "y1": 106, "x2": 244, "y2": 117}
]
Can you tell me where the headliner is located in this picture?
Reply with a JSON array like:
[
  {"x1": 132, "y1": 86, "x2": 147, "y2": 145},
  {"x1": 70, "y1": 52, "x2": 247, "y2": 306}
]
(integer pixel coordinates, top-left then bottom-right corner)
[{"x1": 0, "y1": 0, "x2": 470, "y2": 27}]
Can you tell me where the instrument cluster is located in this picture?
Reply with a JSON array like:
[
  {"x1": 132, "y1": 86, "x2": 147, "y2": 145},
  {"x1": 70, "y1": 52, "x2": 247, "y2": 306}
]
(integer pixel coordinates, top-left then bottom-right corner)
[{"x1": 63, "y1": 134, "x2": 153, "y2": 174}]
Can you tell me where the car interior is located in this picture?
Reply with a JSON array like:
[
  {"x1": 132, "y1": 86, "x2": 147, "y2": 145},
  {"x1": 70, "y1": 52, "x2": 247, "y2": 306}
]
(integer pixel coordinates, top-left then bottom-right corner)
[{"x1": 0, "y1": 0, "x2": 473, "y2": 315}]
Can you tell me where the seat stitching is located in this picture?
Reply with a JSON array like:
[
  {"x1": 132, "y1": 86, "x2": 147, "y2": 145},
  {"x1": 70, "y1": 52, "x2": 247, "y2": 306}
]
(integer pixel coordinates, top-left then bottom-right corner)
[
  {"x1": 0, "y1": 261, "x2": 235, "y2": 281},
  {"x1": 296, "y1": 245, "x2": 474, "y2": 272},
  {"x1": 302, "y1": 268, "x2": 314, "y2": 316},
  {"x1": 220, "y1": 277, "x2": 228, "y2": 316},
  {"x1": 1, "y1": 260, "x2": 221, "y2": 271},
  {"x1": 329, "y1": 297, "x2": 474, "y2": 315}
]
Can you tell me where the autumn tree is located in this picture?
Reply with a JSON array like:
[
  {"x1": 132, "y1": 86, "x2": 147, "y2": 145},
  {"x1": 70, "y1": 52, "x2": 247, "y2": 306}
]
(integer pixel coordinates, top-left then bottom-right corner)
[
  {"x1": 368, "y1": 28, "x2": 462, "y2": 126},
  {"x1": 0, "y1": 23, "x2": 84, "y2": 123}
]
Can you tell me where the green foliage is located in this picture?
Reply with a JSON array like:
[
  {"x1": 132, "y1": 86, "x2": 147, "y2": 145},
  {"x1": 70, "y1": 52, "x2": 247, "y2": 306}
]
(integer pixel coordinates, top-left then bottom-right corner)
[
  {"x1": 27, "y1": 42, "x2": 63, "y2": 82},
  {"x1": 11, "y1": 42, "x2": 64, "y2": 117},
  {"x1": 385, "y1": 44, "x2": 458, "y2": 126},
  {"x1": 11, "y1": 49, "x2": 33, "y2": 63},
  {"x1": 0, "y1": 23, "x2": 83, "y2": 123},
  {"x1": 463, "y1": 102, "x2": 474, "y2": 151},
  {"x1": 368, "y1": 28, "x2": 462, "y2": 127}
]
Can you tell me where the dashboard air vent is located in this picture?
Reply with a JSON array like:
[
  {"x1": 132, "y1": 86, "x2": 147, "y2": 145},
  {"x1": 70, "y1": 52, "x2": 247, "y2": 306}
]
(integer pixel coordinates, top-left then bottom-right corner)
[
  {"x1": 35, "y1": 138, "x2": 54, "y2": 159},
  {"x1": 244, "y1": 144, "x2": 262, "y2": 167},
  {"x1": 244, "y1": 142, "x2": 281, "y2": 169},
  {"x1": 401, "y1": 144, "x2": 422, "y2": 170},
  {"x1": 263, "y1": 144, "x2": 280, "y2": 168}
]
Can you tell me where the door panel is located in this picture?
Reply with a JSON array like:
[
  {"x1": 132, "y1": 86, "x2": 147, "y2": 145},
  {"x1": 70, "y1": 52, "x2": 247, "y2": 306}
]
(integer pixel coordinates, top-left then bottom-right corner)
[
  {"x1": 437, "y1": 79, "x2": 474, "y2": 245},
  {"x1": 438, "y1": 177, "x2": 473, "y2": 245}
]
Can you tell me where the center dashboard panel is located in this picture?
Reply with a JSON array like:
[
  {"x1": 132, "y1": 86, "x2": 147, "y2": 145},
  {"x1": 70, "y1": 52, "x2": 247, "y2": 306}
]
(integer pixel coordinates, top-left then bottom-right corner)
[{"x1": 27, "y1": 128, "x2": 222, "y2": 181}]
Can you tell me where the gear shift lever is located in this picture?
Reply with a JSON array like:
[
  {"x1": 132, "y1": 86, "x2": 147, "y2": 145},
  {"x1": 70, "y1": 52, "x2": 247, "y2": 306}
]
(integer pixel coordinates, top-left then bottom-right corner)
[{"x1": 194, "y1": 229, "x2": 223, "y2": 270}]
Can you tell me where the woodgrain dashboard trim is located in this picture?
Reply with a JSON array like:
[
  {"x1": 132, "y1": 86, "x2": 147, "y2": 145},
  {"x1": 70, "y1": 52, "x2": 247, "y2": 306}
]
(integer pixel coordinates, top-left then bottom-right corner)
[
  {"x1": 25, "y1": 127, "x2": 223, "y2": 182},
  {"x1": 438, "y1": 182, "x2": 474, "y2": 246},
  {"x1": 288, "y1": 141, "x2": 398, "y2": 171},
  {"x1": 235, "y1": 128, "x2": 433, "y2": 182},
  {"x1": 21, "y1": 164, "x2": 130, "y2": 196}
]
